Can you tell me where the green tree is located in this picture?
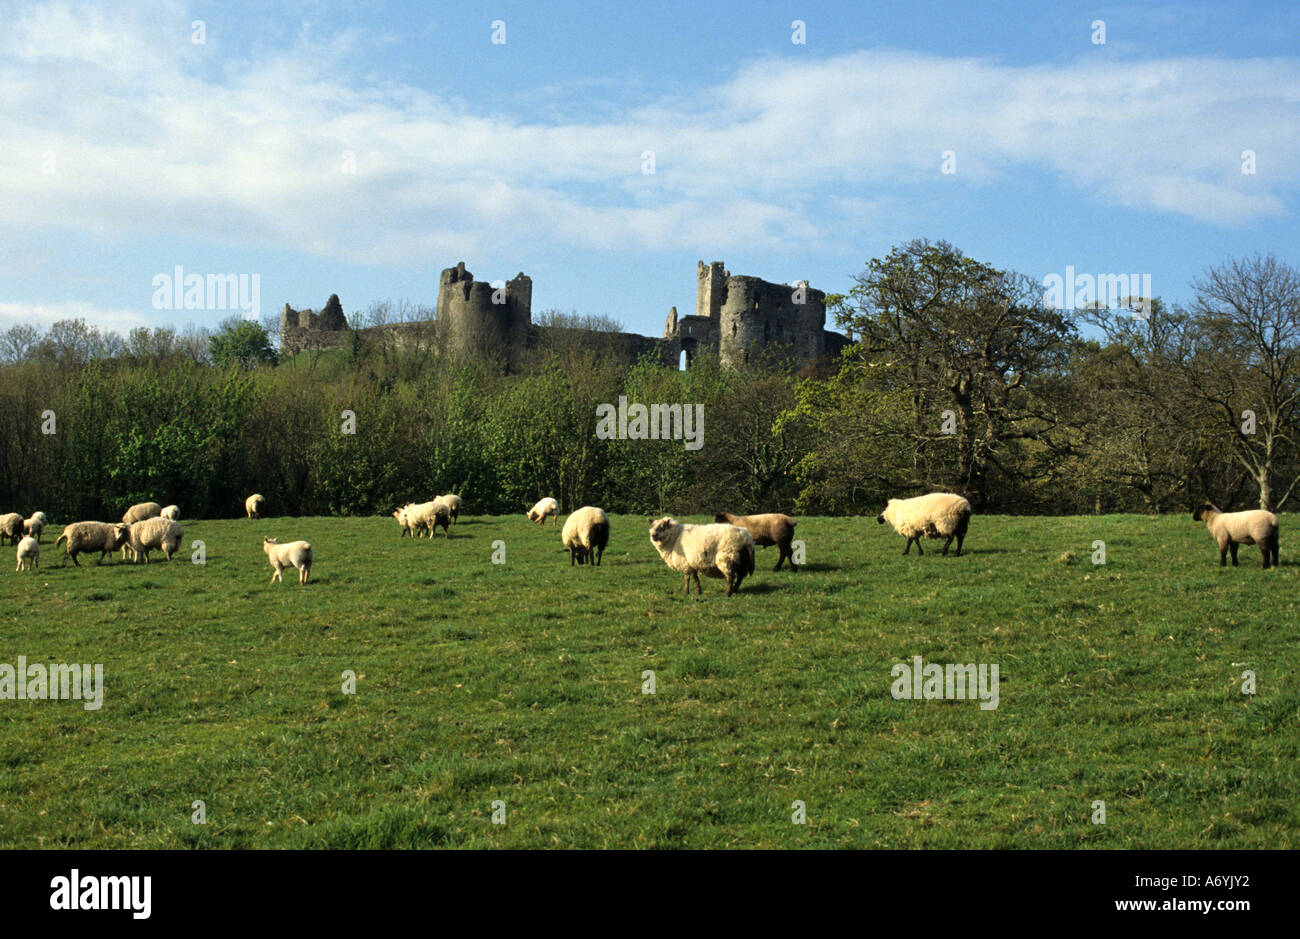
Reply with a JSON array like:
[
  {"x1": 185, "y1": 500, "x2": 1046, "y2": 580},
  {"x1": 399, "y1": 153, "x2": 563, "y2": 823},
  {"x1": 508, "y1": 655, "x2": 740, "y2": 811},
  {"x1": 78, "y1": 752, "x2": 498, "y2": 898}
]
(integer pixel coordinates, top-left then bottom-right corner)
[{"x1": 209, "y1": 318, "x2": 279, "y2": 369}]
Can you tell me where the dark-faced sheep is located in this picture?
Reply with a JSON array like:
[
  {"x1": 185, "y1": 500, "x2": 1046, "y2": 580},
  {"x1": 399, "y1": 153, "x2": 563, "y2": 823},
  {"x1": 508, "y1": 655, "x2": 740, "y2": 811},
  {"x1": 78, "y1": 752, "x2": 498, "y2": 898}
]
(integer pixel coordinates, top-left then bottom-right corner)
[
  {"x1": 714, "y1": 512, "x2": 798, "y2": 570},
  {"x1": 1193, "y1": 501, "x2": 1279, "y2": 568},
  {"x1": 562, "y1": 506, "x2": 609, "y2": 566},
  {"x1": 878, "y1": 492, "x2": 972, "y2": 556}
]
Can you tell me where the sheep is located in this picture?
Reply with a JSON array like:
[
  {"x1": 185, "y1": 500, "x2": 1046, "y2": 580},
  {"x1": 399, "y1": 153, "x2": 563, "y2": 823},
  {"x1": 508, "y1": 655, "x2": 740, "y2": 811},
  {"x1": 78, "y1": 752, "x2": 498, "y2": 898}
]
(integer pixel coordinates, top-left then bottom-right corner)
[
  {"x1": 440, "y1": 494, "x2": 462, "y2": 523},
  {"x1": 1192, "y1": 501, "x2": 1279, "y2": 569},
  {"x1": 126, "y1": 517, "x2": 184, "y2": 563},
  {"x1": 406, "y1": 500, "x2": 451, "y2": 539},
  {"x1": 648, "y1": 517, "x2": 755, "y2": 597},
  {"x1": 0, "y1": 513, "x2": 24, "y2": 546},
  {"x1": 15, "y1": 535, "x2": 38, "y2": 572},
  {"x1": 22, "y1": 514, "x2": 45, "y2": 543},
  {"x1": 527, "y1": 497, "x2": 559, "y2": 526},
  {"x1": 55, "y1": 521, "x2": 131, "y2": 566},
  {"x1": 561, "y1": 506, "x2": 610, "y2": 566},
  {"x1": 263, "y1": 537, "x2": 313, "y2": 584},
  {"x1": 122, "y1": 501, "x2": 162, "y2": 524},
  {"x1": 246, "y1": 494, "x2": 266, "y2": 518},
  {"x1": 392, "y1": 504, "x2": 415, "y2": 537},
  {"x1": 714, "y1": 511, "x2": 798, "y2": 571},
  {"x1": 877, "y1": 492, "x2": 972, "y2": 556},
  {"x1": 160, "y1": 505, "x2": 181, "y2": 520}
]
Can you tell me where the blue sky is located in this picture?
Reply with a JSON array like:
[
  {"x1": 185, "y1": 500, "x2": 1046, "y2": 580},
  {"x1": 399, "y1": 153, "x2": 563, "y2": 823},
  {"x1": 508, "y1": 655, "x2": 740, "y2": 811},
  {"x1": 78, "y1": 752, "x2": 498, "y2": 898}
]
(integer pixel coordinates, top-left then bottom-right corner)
[{"x1": 1, "y1": 0, "x2": 1297, "y2": 338}]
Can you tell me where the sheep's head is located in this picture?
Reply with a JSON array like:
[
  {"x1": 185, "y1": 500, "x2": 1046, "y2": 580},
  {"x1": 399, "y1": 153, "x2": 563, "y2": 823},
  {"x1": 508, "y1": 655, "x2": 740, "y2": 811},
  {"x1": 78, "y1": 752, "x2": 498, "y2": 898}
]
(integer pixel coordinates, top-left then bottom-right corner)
[
  {"x1": 263, "y1": 536, "x2": 278, "y2": 546},
  {"x1": 1193, "y1": 501, "x2": 1219, "y2": 521},
  {"x1": 111, "y1": 524, "x2": 130, "y2": 547},
  {"x1": 713, "y1": 513, "x2": 731, "y2": 524},
  {"x1": 648, "y1": 517, "x2": 679, "y2": 545}
]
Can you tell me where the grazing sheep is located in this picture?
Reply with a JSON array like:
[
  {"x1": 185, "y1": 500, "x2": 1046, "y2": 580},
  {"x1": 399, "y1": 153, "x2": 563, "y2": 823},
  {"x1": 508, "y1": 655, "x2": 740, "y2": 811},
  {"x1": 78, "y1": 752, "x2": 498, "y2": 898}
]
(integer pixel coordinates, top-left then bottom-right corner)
[
  {"x1": 648, "y1": 517, "x2": 755, "y2": 597},
  {"x1": 263, "y1": 537, "x2": 312, "y2": 584},
  {"x1": 126, "y1": 517, "x2": 184, "y2": 563},
  {"x1": 561, "y1": 506, "x2": 610, "y2": 566},
  {"x1": 0, "y1": 513, "x2": 24, "y2": 546},
  {"x1": 123, "y1": 501, "x2": 162, "y2": 524},
  {"x1": 55, "y1": 521, "x2": 131, "y2": 566},
  {"x1": 161, "y1": 505, "x2": 181, "y2": 520},
  {"x1": 877, "y1": 492, "x2": 972, "y2": 556},
  {"x1": 440, "y1": 494, "x2": 462, "y2": 523},
  {"x1": 406, "y1": 500, "x2": 451, "y2": 539},
  {"x1": 245, "y1": 494, "x2": 266, "y2": 518},
  {"x1": 527, "y1": 497, "x2": 559, "y2": 526},
  {"x1": 1193, "y1": 501, "x2": 1279, "y2": 569},
  {"x1": 22, "y1": 514, "x2": 45, "y2": 543},
  {"x1": 15, "y1": 535, "x2": 39, "y2": 572},
  {"x1": 714, "y1": 511, "x2": 798, "y2": 571}
]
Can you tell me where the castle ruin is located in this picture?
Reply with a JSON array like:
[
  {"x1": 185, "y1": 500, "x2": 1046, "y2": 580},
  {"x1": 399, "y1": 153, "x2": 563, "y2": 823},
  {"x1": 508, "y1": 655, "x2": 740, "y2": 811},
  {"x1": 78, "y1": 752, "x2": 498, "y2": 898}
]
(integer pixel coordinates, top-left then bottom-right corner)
[{"x1": 280, "y1": 261, "x2": 848, "y2": 370}]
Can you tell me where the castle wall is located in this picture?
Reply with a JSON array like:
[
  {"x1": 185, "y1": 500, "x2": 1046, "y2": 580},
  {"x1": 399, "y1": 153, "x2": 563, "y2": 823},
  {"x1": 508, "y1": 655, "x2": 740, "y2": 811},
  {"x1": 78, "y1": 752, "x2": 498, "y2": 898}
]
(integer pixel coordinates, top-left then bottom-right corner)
[
  {"x1": 436, "y1": 262, "x2": 532, "y2": 370},
  {"x1": 717, "y1": 276, "x2": 826, "y2": 369}
]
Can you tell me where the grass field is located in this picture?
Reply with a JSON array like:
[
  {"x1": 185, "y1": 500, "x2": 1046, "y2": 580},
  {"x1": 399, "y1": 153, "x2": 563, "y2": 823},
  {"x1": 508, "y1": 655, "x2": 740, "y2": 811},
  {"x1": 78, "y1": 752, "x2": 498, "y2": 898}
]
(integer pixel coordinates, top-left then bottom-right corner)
[{"x1": 0, "y1": 512, "x2": 1296, "y2": 848}]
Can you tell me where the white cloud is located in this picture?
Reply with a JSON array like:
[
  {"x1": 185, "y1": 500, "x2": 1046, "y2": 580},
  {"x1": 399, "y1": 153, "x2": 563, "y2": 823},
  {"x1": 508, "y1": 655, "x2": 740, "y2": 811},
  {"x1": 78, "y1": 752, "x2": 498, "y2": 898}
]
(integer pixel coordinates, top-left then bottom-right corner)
[
  {"x1": 0, "y1": 300, "x2": 158, "y2": 332},
  {"x1": 0, "y1": 0, "x2": 1296, "y2": 270}
]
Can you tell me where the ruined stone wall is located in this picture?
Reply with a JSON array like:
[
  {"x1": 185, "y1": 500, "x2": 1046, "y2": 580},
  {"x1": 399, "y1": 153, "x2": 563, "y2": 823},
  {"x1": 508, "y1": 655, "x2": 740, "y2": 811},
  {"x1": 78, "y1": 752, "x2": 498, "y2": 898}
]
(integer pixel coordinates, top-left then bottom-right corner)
[
  {"x1": 436, "y1": 262, "x2": 532, "y2": 370},
  {"x1": 716, "y1": 276, "x2": 826, "y2": 369}
]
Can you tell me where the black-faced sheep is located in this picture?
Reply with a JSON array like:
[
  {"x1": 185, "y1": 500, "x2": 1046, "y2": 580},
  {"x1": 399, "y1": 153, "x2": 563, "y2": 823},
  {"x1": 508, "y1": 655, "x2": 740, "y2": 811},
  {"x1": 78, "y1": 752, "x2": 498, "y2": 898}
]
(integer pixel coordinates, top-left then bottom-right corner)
[
  {"x1": 263, "y1": 537, "x2": 312, "y2": 584},
  {"x1": 527, "y1": 497, "x2": 559, "y2": 526},
  {"x1": 127, "y1": 517, "x2": 184, "y2": 563},
  {"x1": 1193, "y1": 501, "x2": 1279, "y2": 568},
  {"x1": 246, "y1": 494, "x2": 266, "y2": 519},
  {"x1": 561, "y1": 506, "x2": 609, "y2": 566},
  {"x1": 648, "y1": 517, "x2": 755, "y2": 596},
  {"x1": 15, "y1": 535, "x2": 38, "y2": 572},
  {"x1": 878, "y1": 492, "x2": 972, "y2": 556},
  {"x1": 55, "y1": 521, "x2": 130, "y2": 566},
  {"x1": 714, "y1": 511, "x2": 798, "y2": 571}
]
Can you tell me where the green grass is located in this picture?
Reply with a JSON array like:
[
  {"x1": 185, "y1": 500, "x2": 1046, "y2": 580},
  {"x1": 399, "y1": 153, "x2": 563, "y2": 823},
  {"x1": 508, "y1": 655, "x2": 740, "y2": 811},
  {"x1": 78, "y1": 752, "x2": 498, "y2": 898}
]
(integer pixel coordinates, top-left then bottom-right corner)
[{"x1": 1, "y1": 513, "x2": 1296, "y2": 848}]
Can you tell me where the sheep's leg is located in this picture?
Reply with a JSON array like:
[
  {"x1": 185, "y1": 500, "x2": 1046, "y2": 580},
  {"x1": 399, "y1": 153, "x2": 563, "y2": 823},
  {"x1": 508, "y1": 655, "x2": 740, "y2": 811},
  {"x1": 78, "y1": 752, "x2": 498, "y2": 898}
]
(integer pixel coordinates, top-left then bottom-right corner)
[
  {"x1": 1259, "y1": 542, "x2": 1270, "y2": 568},
  {"x1": 725, "y1": 570, "x2": 735, "y2": 596},
  {"x1": 1219, "y1": 543, "x2": 1228, "y2": 566},
  {"x1": 683, "y1": 573, "x2": 690, "y2": 596},
  {"x1": 1230, "y1": 542, "x2": 1239, "y2": 566},
  {"x1": 955, "y1": 532, "x2": 964, "y2": 556},
  {"x1": 941, "y1": 535, "x2": 954, "y2": 556}
]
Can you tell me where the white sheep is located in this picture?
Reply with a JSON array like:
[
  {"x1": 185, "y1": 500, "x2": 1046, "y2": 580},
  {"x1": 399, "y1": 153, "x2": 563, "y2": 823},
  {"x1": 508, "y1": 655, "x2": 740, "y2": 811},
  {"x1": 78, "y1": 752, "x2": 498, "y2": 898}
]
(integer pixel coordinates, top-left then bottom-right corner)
[
  {"x1": 440, "y1": 494, "x2": 462, "y2": 523},
  {"x1": 123, "y1": 501, "x2": 162, "y2": 524},
  {"x1": 55, "y1": 521, "x2": 131, "y2": 566},
  {"x1": 263, "y1": 537, "x2": 313, "y2": 584},
  {"x1": 392, "y1": 504, "x2": 415, "y2": 537},
  {"x1": 1193, "y1": 501, "x2": 1279, "y2": 568},
  {"x1": 561, "y1": 506, "x2": 610, "y2": 566},
  {"x1": 647, "y1": 517, "x2": 755, "y2": 596},
  {"x1": 15, "y1": 535, "x2": 38, "y2": 572},
  {"x1": 0, "y1": 512, "x2": 24, "y2": 545},
  {"x1": 406, "y1": 500, "x2": 451, "y2": 539},
  {"x1": 527, "y1": 497, "x2": 559, "y2": 526},
  {"x1": 245, "y1": 494, "x2": 266, "y2": 519},
  {"x1": 160, "y1": 505, "x2": 181, "y2": 520},
  {"x1": 877, "y1": 492, "x2": 972, "y2": 556},
  {"x1": 126, "y1": 517, "x2": 184, "y2": 563},
  {"x1": 22, "y1": 514, "x2": 45, "y2": 543}
]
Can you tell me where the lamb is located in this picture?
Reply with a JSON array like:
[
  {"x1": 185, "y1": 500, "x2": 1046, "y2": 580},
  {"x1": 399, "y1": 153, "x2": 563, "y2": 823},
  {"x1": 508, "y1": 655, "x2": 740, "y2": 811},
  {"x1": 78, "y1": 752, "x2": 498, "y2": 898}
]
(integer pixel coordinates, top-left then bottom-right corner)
[
  {"x1": 15, "y1": 535, "x2": 38, "y2": 572},
  {"x1": 527, "y1": 497, "x2": 559, "y2": 526},
  {"x1": 126, "y1": 517, "x2": 184, "y2": 563},
  {"x1": 440, "y1": 494, "x2": 462, "y2": 523},
  {"x1": 123, "y1": 501, "x2": 162, "y2": 524},
  {"x1": 55, "y1": 521, "x2": 131, "y2": 566},
  {"x1": 22, "y1": 514, "x2": 45, "y2": 543},
  {"x1": 648, "y1": 517, "x2": 755, "y2": 597},
  {"x1": 714, "y1": 511, "x2": 798, "y2": 571},
  {"x1": 561, "y1": 506, "x2": 610, "y2": 566},
  {"x1": 877, "y1": 492, "x2": 972, "y2": 556},
  {"x1": 160, "y1": 505, "x2": 181, "y2": 520},
  {"x1": 245, "y1": 494, "x2": 266, "y2": 518},
  {"x1": 263, "y1": 537, "x2": 313, "y2": 584},
  {"x1": 0, "y1": 513, "x2": 24, "y2": 545},
  {"x1": 406, "y1": 500, "x2": 451, "y2": 539},
  {"x1": 1192, "y1": 501, "x2": 1279, "y2": 569}
]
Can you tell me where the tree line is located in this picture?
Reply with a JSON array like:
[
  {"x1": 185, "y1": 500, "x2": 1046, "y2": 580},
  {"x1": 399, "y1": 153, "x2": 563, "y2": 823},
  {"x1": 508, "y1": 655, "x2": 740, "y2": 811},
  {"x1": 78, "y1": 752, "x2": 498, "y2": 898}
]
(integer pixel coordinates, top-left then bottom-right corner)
[{"x1": 1, "y1": 240, "x2": 1297, "y2": 521}]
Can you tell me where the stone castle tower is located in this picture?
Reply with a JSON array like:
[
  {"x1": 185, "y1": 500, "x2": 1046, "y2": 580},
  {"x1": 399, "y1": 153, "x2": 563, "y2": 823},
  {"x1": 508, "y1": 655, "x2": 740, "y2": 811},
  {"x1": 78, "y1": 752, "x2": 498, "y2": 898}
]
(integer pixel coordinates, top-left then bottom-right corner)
[
  {"x1": 436, "y1": 262, "x2": 533, "y2": 369},
  {"x1": 664, "y1": 261, "x2": 836, "y2": 368}
]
